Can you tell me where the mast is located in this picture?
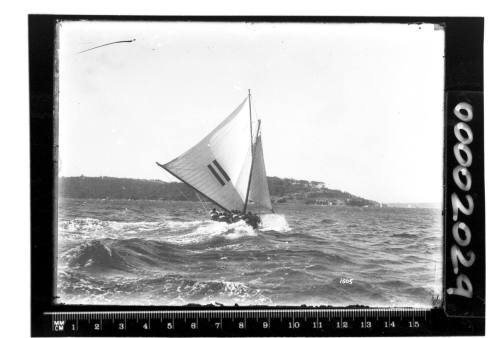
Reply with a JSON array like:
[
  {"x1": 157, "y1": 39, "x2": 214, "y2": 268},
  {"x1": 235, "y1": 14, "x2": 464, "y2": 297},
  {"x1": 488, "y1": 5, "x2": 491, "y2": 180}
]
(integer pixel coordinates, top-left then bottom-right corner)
[
  {"x1": 248, "y1": 89, "x2": 253, "y2": 149},
  {"x1": 243, "y1": 89, "x2": 258, "y2": 213}
]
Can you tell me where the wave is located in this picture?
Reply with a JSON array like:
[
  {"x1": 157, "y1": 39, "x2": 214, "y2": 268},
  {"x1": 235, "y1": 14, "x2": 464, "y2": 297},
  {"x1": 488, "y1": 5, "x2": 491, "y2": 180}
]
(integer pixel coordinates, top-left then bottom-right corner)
[
  {"x1": 62, "y1": 239, "x2": 132, "y2": 272},
  {"x1": 378, "y1": 280, "x2": 414, "y2": 289},
  {"x1": 60, "y1": 218, "x2": 163, "y2": 239},
  {"x1": 259, "y1": 214, "x2": 291, "y2": 232},
  {"x1": 58, "y1": 270, "x2": 271, "y2": 305},
  {"x1": 61, "y1": 237, "x2": 192, "y2": 273},
  {"x1": 259, "y1": 248, "x2": 354, "y2": 266},
  {"x1": 391, "y1": 233, "x2": 419, "y2": 239}
]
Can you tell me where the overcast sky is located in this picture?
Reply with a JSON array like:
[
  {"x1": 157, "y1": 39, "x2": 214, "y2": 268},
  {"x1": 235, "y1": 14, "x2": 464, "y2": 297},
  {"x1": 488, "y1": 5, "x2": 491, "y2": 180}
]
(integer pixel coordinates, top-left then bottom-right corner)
[{"x1": 57, "y1": 21, "x2": 444, "y2": 204}]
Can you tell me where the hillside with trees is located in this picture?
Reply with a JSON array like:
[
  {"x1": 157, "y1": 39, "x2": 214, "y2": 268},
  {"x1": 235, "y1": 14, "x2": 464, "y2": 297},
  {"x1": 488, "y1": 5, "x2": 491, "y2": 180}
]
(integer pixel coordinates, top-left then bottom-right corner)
[{"x1": 59, "y1": 176, "x2": 377, "y2": 207}]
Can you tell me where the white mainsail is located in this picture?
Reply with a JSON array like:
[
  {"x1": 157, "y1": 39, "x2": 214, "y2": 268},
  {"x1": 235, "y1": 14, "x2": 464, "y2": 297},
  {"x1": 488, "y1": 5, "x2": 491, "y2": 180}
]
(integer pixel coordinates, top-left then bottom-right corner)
[{"x1": 157, "y1": 92, "x2": 273, "y2": 213}]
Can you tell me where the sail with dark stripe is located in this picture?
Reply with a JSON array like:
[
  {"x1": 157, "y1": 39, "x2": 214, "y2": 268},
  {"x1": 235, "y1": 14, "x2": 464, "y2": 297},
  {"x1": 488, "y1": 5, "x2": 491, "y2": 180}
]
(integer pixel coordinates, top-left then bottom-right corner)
[{"x1": 157, "y1": 92, "x2": 273, "y2": 214}]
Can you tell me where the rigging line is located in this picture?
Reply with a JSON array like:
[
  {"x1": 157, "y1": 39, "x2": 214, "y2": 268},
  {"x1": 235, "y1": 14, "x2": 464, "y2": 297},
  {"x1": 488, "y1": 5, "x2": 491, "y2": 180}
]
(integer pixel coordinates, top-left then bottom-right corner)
[
  {"x1": 176, "y1": 184, "x2": 207, "y2": 214},
  {"x1": 251, "y1": 93, "x2": 259, "y2": 122},
  {"x1": 173, "y1": 182, "x2": 192, "y2": 202},
  {"x1": 196, "y1": 193, "x2": 209, "y2": 213},
  {"x1": 77, "y1": 39, "x2": 136, "y2": 54}
]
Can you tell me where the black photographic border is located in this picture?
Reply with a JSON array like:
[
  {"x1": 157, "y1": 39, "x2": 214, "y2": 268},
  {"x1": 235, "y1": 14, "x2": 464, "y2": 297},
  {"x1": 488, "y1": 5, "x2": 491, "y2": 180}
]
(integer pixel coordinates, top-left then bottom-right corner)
[{"x1": 29, "y1": 15, "x2": 485, "y2": 336}]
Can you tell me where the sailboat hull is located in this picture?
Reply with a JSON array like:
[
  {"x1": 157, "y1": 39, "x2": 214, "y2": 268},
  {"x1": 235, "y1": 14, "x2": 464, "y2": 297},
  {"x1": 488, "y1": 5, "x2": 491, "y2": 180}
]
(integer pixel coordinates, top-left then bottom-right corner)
[{"x1": 210, "y1": 212, "x2": 261, "y2": 229}]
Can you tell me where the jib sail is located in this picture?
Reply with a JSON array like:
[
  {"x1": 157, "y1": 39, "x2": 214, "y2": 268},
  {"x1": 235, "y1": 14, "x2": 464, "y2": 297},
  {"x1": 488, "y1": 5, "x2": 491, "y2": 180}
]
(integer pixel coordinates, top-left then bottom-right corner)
[{"x1": 247, "y1": 131, "x2": 274, "y2": 212}]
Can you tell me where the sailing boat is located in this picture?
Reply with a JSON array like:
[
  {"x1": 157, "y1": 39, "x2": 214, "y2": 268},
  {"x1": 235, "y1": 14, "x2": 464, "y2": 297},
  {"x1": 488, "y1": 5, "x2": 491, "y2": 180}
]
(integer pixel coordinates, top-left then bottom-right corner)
[{"x1": 156, "y1": 90, "x2": 273, "y2": 228}]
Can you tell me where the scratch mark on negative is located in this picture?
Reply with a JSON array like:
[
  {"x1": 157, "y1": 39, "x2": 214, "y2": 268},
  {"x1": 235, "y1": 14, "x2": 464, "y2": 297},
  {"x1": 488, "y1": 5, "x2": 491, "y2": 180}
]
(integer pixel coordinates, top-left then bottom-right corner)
[{"x1": 78, "y1": 39, "x2": 136, "y2": 54}]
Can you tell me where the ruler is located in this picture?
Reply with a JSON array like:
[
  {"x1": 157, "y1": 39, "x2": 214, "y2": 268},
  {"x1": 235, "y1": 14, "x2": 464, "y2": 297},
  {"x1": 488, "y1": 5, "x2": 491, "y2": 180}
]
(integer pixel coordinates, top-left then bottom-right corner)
[{"x1": 44, "y1": 308, "x2": 433, "y2": 336}]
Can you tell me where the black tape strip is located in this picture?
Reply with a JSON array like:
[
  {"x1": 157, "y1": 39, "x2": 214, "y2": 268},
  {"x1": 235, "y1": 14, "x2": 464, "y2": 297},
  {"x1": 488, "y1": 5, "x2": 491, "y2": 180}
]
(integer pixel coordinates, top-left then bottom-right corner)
[
  {"x1": 208, "y1": 164, "x2": 225, "y2": 186},
  {"x1": 212, "y1": 160, "x2": 231, "y2": 182}
]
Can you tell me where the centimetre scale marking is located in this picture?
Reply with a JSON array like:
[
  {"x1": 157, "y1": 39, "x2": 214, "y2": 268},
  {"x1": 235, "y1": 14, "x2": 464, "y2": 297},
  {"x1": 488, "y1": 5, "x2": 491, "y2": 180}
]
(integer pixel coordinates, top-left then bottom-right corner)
[{"x1": 46, "y1": 308, "x2": 429, "y2": 335}]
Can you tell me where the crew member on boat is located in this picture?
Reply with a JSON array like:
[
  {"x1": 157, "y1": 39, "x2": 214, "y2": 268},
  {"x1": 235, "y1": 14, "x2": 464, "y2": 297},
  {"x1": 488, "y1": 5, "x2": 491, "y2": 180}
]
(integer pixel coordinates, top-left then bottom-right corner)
[
  {"x1": 210, "y1": 208, "x2": 219, "y2": 220},
  {"x1": 209, "y1": 208, "x2": 261, "y2": 228}
]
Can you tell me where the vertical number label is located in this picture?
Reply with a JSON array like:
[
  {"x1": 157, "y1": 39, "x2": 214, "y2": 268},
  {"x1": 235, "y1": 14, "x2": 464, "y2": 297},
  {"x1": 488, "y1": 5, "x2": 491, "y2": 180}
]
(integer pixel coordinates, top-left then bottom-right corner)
[{"x1": 447, "y1": 101, "x2": 475, "y2": 299}]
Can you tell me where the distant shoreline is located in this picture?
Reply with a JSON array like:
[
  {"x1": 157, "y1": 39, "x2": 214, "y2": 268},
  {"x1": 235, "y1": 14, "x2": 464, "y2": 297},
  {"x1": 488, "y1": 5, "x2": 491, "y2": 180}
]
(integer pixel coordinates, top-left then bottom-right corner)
[
  {"x1": 59, "y1": 175, "x2": 378, "y2": 207},
  {"x1": 58, "y1": 196, "x2": 440, "y2": 210},
  {"x1": 58, "y1": 176, "x2": 439, "y2": 209}
]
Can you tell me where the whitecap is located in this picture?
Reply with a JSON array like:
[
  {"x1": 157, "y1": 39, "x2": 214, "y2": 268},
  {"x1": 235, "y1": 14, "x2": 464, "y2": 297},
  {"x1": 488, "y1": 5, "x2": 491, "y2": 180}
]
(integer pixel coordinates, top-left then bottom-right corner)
[
  {"x1": 162, "y1": 220, "x2": 257, "y2": 244},
  {"x1": 259, "y1": 214, "x2": 291, "y2": 232}
]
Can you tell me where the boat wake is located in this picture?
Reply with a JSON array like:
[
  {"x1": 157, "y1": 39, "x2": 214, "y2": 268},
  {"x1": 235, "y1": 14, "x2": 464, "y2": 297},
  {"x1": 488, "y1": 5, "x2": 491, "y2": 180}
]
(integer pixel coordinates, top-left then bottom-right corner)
[
  {"x1": 170, "y1": 220, "x2": 258, "y2": 244},
  {"x1": 60, "y1": 213, "x2": 290, "y2": 248}
]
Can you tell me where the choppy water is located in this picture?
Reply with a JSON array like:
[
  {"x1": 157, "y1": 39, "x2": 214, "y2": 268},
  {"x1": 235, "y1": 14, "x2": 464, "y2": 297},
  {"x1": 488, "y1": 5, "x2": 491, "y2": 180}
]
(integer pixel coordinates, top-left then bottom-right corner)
[{"x1": 57, "y1": 199, "x2": 442, "y2": 307}]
